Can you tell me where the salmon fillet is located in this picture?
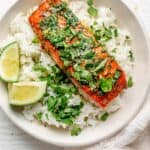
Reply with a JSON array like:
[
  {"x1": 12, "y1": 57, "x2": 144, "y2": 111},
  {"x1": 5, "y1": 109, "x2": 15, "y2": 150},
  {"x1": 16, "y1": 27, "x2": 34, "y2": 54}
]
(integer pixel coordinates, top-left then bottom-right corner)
[{"x1": 29, "y1": 0, "x2": 127, "y2": 108}]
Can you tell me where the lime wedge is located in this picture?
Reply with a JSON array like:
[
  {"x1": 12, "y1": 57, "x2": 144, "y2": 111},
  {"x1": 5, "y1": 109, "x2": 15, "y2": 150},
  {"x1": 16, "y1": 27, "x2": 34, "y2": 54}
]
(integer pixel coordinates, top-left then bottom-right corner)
[
  {"x1": 0, "y1": 42, "x2": 20, "y2": 82},
  {"x1": 8, "y1": 81, "x2": 47, "y2": 106}
]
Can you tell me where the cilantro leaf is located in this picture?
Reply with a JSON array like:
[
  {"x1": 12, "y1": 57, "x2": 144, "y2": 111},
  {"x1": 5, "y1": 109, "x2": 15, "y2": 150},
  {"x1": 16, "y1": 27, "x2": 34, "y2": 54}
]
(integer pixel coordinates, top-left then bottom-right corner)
[{"x1": 88, "y1": 6, "x2": 98, "y2": 17}]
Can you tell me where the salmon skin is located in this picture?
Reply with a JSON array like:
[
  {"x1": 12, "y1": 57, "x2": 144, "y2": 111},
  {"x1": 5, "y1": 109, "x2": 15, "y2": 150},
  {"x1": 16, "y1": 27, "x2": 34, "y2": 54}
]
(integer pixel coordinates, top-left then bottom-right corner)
[{"x1": 29, "y1": 0, "x2": 127, "y2": 108}]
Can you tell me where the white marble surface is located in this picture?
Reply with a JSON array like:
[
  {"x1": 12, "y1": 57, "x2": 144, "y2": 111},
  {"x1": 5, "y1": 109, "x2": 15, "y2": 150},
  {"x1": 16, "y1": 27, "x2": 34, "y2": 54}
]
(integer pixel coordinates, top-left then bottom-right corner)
[{"x1": 0, "y1": 0, "x2": 150, "y2": 150}]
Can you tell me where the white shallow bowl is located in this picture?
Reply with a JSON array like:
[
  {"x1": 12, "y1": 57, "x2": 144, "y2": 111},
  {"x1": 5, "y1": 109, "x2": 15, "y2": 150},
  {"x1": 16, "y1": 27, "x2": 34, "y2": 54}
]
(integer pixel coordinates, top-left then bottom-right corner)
[{"x1": 0, "y1": 0, "x2": 150, "y2": 148}]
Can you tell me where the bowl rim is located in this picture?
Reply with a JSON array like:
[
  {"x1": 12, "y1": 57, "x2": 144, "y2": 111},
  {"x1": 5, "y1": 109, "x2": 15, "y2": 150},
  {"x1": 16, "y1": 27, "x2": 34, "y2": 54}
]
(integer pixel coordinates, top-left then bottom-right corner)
[{"x1": 0, "y1": 0, "x2": 150, "y2": 148}]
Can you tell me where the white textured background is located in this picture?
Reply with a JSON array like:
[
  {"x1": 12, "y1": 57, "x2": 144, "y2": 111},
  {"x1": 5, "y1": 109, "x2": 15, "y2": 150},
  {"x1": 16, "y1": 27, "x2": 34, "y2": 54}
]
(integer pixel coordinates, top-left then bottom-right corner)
[{"x1": 0, "y1": 0, "x2": 150, "y2": 150}]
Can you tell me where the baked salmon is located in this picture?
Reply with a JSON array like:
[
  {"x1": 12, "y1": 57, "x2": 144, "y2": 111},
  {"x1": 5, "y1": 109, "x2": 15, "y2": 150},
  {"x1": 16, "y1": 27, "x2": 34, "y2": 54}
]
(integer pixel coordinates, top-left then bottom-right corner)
[{"x1": 29, "y1": 0, "x2": 127, "y2": 108}]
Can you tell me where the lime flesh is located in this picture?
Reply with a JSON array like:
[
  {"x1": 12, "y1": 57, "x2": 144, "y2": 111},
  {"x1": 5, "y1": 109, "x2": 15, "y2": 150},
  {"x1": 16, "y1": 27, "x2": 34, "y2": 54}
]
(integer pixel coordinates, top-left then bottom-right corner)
[
  {"x1": 9, "y1": 81, "x2": 47, "y2": 106},
  {"x1": 0, "y1": 42, "x2": 20, "y2": 82}
]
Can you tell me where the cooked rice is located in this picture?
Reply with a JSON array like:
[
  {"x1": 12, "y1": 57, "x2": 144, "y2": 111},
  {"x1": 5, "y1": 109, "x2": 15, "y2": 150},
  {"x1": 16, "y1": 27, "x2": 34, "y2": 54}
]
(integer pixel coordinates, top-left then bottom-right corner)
[{"x1": 0, "y1": 0, "x2": 134, "y2": 131}]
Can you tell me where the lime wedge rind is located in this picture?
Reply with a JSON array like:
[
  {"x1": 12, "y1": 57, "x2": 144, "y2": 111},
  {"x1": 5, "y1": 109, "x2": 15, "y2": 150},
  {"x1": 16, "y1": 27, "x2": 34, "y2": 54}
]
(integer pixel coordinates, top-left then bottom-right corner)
[{"x1": 1, "y1": 41, "x2": 17, "y2": 53}]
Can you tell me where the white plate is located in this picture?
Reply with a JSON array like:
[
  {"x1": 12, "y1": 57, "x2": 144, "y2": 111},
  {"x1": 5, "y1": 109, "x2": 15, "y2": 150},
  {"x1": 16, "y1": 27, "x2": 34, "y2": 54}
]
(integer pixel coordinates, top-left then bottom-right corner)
[{"x1": 0, "y1": 0, "x2": 150, "y2": 148}]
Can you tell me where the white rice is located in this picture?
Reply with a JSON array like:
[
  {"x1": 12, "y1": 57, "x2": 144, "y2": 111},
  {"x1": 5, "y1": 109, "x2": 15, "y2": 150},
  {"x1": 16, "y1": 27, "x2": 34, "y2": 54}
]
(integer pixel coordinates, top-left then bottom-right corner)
[{"x1": 0, "y1": 0, "x2": 134, "y2": 130}]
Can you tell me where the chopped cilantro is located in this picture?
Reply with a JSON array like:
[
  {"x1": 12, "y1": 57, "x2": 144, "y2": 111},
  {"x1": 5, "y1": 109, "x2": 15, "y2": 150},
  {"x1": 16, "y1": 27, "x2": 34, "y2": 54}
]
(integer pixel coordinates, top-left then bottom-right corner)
[
  {"x1": 83, "y1": 51, "x2": 95, "y2": 59},
  {"x1": 100, "y1": 112, "x2": 109, "y2": 121},
  {"x1": 53, "y1": 85, "x2": 76, "y2": 96},
  {"x1": 114, "y1": 29, "x2": 118, "y2": 37},
  {"x1": 87, "y1": 0, "x2": 98, "y2": 17},
  {"x1": 51, "y1": 2, "x2": 67, "y2": 13},
  {"x1": 44, "y1": 92, "x2": 49, "y2": 97},
  {"x1": 125, "y1": 35, "x2": 130, "y2": 40},
  {"x1": 93, "y1": 58, "x2": 108, "y2": 72},
  {"x1": 99, "y1": 78, "x2": 113, "y2": 93},
  {"x1": 128, "y1": 76, "x2": 133, "y2": 88},
  {"x1": 88, "y1": 6, "x2": 98, "y2": 17},
  {"x1": 72, "y1": 72, "x2": 80, "y2": 80},
  {"x1": 80, "y1": 70, "x2": 92, "y2": 81},
  {"x1": 32, "y1": 36, "x2": 40, "y2": 44},
  {"x1": 63, "y1": 9, "x2": 79, "y2": 27},
  {"x1": 51, "y1": 65, "x2": 61, "y2": 74},
  {"x1": 73, "y1": 68, "x2": 93, "y2": 85},
  {"x1": 33, "y1": 64, "x2": 47, "y2": 72},
  {"x1": 61, "y1": 118, "x2": 73, "y2": 125},
  {"x1": 114, "y1": 70, "x2": 121, "y2": 80},
  {"x1": 71, "y1": 127, "x2": 82, "y2": 136},
  {"x1": 87, "y1": 0, "x2": 93, "y2": 6},
  {"x1": 47, "y1": 95, "x2": 84, "y2": 126},
  {"x1": 94, "y1": 26, "x2": 113, "y2": 42},
  {"x1": 85, "y1": 63, "x2": 94, "y2": 69},
  {"x1": 47, "y1": 96, "x2": 57, "y2": 111},
  {"x1": 39, "y1": 14, "x2": 58, "y2": 30},
  {"x1": 128, "y1": 51, "x2": 134, "y2": 61},
  {"x1": 35, "y1": 112, "x2": 43, "y2": 121},
  {"x1": 112, "y1": 48, "x2": 117, "y2": 53}
]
